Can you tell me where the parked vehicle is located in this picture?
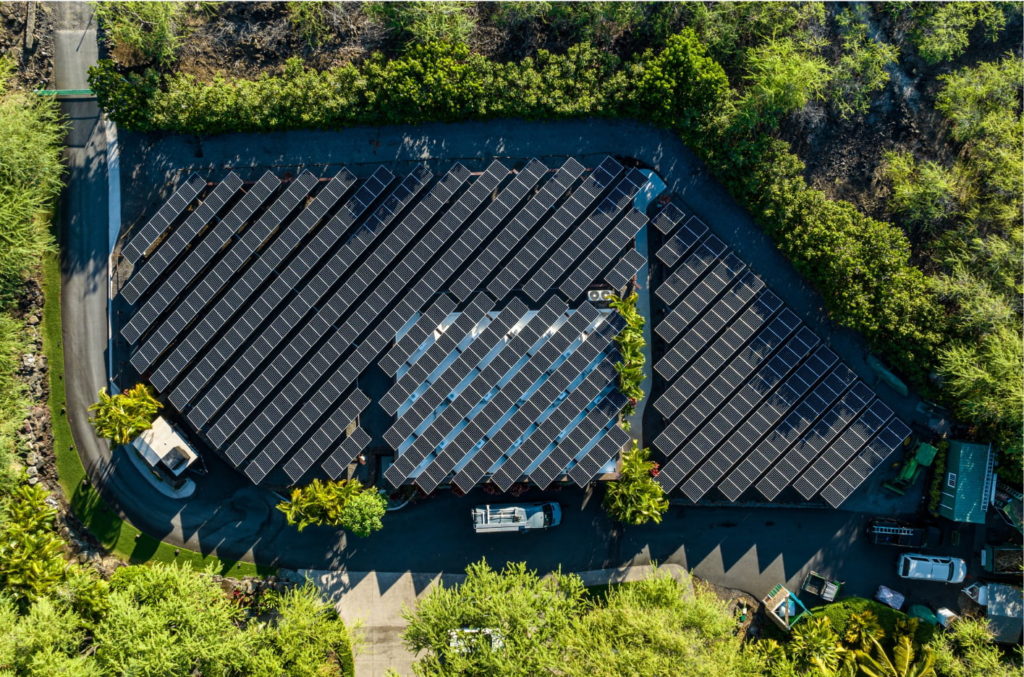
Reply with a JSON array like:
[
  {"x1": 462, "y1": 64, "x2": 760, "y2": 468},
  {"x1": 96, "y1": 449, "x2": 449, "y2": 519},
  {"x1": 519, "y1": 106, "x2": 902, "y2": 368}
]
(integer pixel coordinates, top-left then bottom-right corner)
[
  {"x1": 866, "y1": 519, "x2": 936, "y2": 548},
  {"x1": 897, "y1": 553, "x2": 967, "y2": 583},
  {"x1": 472, "y1": 502, "x2": 561, "y2": 533},
  {"x1": 980, "y1": 544, "x2": 1023, "y2": 575}
]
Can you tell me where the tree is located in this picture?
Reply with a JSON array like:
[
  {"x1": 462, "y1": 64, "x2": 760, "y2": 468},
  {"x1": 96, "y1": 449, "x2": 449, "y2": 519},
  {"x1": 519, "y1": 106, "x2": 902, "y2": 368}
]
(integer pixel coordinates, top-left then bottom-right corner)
[
  {"x1": 827, "y1": 10, "x2": 899, "y2": 119},
  {"x1": 621, "y1": 28, "x2": 733, "y2": 139},
  {"x1": 93, "y1": 2, "x2": 186, "y2": 67},
  {"x1": 858, "y1": 635, "x2": 936, "y2": 677},
  {"x1": 603, "y1": 441, "x2": 668, "y2": 525},
  {"x1": 0, "y1": 59, "x2": 64, "y2": 301},
  {"x1": 938, "y1": 326, "x2": 1023, "y2": 433},
  {"x1": 738, "y1": 37, "x2": 831, "y2": 128},
  {"x1": 560, "y1": 572, "x2": 765, "y2": 677},
  {"x1": 900, "y1": 2, "x2": 1008, "y2": 64},
  {"x1": 882, "y1": 151, "x2": 959, "y2": 232},
  {"x1": 402, "y1": 559, "x2": 587, "y2": 676},
  {"x1": 786, "y1": 616, "x2": 848, "y2": 675},
  {"x1": 237, "y1": 584, "x2": 356, "y2": 677},
  {"x1": 88, "y1": 383, "x2": 161, "y2": 445},
  {"x1": 843, "y1": 609, "x2": 884, "y2": 650},
  {"x1": 277, "y1": 477, "x2": 387, "y2": 536},
  {"x1": 928, "y1": 618, "x2": 1019, "y2": 677}
]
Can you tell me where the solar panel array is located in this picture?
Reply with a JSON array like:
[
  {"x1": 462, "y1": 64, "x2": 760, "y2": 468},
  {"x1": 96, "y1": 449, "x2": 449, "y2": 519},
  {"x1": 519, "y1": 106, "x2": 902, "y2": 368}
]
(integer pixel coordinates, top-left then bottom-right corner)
[
  {"x1": 120, "y1": 158, "x2": 648, "y2": 487},
  {"x1": 649, "y1": 205, "x2": 911, "y2": 506}
]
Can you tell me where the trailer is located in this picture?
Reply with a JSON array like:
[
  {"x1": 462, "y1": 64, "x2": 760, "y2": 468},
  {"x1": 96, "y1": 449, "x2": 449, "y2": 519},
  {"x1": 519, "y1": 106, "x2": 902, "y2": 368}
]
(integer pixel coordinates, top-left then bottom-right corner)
[
  {"x1": 801, "y1": 571, "x2": 842, "y2": 602},
  {"x1": 866, "y1": 519, "x2": 934, "y2": 548},
  {"x1": 981, "y1": 544, "x2": 1023, "y2": 576}
]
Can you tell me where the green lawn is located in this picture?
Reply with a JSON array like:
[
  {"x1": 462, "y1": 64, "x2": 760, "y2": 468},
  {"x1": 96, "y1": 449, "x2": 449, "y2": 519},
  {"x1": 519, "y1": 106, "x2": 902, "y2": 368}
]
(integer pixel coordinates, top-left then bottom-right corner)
[{"x1": 42, "y1": 251, "x2": 273, "y2": 576}]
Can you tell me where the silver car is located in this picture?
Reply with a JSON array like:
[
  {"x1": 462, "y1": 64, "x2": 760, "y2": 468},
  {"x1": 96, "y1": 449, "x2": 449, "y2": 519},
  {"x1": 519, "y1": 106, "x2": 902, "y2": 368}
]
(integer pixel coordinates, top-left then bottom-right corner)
[{"x1": 897, "y1": 553, "x2": 968, "y2": 583}]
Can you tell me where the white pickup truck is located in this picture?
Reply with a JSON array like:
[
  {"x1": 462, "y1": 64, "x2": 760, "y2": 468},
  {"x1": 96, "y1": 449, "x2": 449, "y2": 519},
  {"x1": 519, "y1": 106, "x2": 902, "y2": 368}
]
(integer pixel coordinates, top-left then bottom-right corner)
[{"x1": 472, "y1": 502, "x2": 562, "y2": 534}]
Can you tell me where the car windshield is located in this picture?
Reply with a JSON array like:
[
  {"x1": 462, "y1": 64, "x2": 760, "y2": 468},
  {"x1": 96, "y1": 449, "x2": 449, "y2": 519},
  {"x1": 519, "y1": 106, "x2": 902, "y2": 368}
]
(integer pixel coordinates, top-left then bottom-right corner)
[
  {"x1": 902, "y1": 560, "x2": 912, "y2": 576},
  {"x1": 543, "y1": 505, "x2": 552, "y2": 527},
  {"x1": 946, "y1": 563, "x2": 954, "y2": 580}
]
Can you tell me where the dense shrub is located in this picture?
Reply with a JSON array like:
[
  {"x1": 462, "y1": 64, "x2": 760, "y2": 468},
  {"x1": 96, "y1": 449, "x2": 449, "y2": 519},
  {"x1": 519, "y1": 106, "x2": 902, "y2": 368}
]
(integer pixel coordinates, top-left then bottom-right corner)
[
  {"x1": 1, "y1": 563, "x2": 356, "y2": 676},
  {"x1": 603, "y1": 442, "x2": 668, "y2": 526},
  {"x1": 278, "y1": 477, "x2": 386, "y2": 536}
]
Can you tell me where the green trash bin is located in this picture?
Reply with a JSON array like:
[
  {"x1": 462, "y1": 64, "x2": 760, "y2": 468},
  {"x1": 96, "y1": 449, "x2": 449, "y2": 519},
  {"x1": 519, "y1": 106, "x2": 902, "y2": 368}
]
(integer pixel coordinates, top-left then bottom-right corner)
[{"x1": 909, "y1": 604, "x2": 938, "y2": 626}]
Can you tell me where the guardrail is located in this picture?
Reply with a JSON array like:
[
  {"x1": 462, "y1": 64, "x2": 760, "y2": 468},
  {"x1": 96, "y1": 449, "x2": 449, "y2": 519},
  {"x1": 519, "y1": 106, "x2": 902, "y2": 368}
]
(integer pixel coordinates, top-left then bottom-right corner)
[{"x1": 33, "y1": 89, "x2": 95, "y2": 97}]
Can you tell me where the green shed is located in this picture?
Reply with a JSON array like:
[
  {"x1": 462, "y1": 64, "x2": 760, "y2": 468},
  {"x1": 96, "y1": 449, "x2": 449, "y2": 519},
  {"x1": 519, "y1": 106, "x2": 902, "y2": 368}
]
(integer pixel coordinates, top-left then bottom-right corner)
[{"x1": 938, "y1": 441, "x2": 995, "y2": 524}]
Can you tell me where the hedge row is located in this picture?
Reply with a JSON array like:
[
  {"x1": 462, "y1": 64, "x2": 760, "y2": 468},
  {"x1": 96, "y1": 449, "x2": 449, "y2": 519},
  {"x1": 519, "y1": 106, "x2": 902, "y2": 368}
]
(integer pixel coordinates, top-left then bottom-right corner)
[{"x1": 89, "y1": 32, "x2": 939, "y2": 385}]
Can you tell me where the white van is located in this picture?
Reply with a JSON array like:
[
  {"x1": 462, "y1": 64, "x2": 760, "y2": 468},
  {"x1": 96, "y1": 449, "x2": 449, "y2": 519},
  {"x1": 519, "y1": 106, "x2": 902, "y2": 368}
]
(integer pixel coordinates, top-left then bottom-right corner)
[
  {"x1": 472, "y1": 502, "x2": 562, "y2": 534},
  {"x1": 897, "y1": 553, "x2": 968, "y2": 583}
]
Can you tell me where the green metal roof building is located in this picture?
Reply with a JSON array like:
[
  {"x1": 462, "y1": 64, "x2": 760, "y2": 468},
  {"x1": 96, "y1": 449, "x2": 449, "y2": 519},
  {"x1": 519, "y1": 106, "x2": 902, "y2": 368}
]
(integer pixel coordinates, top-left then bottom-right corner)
[{"x1": 938, "y1": 441, "x2": 995, "y2": 524}]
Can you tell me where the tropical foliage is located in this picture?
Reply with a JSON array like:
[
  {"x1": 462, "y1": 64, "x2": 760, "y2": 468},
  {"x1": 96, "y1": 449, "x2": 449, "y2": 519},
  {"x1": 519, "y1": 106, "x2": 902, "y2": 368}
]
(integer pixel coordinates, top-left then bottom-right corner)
[
  {"x1": 88, "y1": 384, "x2": 162, "y2": 445},
  {"x1": 756, "y1": 598, "x2": 1023, "y2": 677},
  {"x1": 0, "y1": 484, "x2": 66, "y2": 603},
  {"x1": 403, "y1": 561, "x2": 764, "y2": 677},
  {"x1": 0, "y1": 60, "x2": 63, "y2": 302},
  {"x1": 277, "y1": 477, "x2": 386, "y2": 536},
  {"x1": 0, "y1": 563, "x2": 355, "y2": 676},
  {"x1": 929, "y1": 617, "x2": 1020, "y2": 677},
  {"x1": 603, "y1": 441, "x2": 668, "y2": 526},
  {"x1": 608, "y1": 292, "x2": 645, "y2": 418}
]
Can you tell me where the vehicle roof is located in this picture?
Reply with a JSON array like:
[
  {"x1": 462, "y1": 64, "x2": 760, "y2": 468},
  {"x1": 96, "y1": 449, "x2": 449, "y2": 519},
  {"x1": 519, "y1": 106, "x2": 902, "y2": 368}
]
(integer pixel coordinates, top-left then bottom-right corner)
[{"x1": 902, "y1": 554, "x2": 959, "y2": 579}]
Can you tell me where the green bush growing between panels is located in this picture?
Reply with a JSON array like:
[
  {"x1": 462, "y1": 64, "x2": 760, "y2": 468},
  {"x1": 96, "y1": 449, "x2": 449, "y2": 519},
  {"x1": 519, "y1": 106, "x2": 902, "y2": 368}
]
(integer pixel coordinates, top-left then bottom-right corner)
[
  {"x1": 608, "y1": 292, "x2": 645, "y2": 421},
  {"x1": 603, "y1": 441, "x2": 668, "y2": 526}
]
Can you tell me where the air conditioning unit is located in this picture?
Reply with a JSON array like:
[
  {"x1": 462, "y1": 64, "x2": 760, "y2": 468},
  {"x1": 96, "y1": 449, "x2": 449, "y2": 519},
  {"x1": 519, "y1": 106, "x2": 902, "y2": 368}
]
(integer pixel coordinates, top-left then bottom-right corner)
[{"x1": 587, "y1": 289, "x2": 614, "y2": 302}]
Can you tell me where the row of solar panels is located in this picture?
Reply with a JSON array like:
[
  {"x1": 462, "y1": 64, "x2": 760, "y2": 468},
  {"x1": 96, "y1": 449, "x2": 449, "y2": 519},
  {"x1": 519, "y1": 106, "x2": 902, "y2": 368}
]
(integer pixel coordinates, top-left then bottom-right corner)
[
  {"x1": 648, "y1": 205, "x2": 910, "y2": 507},
  {"x1": 121, "y1": 158, "x2": 648, "y2": 486},
  {"x1": 381, "y1": 299, "x2": 629, "y2": 494}
]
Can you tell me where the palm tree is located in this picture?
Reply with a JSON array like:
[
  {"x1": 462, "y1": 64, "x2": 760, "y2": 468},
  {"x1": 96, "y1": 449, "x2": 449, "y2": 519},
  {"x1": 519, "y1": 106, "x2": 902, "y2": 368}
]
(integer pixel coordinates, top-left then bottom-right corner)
[
  {"x1": 88, "y1": 383, "x2": 162, "y2": 444},
  {"x1": 858, "y1": 636, "x2": 936, "y2": 677},
  {"x1": 789, "y1": 616, "x2": 847, "y2": 675},
  {"x1": 843, "y1": 610, "x2": 884, "y2": 649}
]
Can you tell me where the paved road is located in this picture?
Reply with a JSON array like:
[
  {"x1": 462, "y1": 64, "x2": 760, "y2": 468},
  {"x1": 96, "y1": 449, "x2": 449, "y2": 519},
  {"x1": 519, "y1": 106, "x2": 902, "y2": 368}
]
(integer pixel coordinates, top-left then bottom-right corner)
[{"x1": 61, "y1": 107, "x2": 980, "y2": 611}]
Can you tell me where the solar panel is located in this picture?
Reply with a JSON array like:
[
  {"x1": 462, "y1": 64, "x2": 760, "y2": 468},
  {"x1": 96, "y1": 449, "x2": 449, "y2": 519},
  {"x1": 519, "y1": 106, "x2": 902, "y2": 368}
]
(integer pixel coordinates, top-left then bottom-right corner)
[
  {"x1": 678, "y1": 345, "x2": 836, "y2": 501},
  {"x1": 651, "y1": 203, "x2": 688, "y2": 236},
  {"x1": 568, "y1": 425, "x2": 630, "y2": 486},
  {"x1": 121, "y1": 173, "x2": 244, "y2": 305},
  {"x1": 146, "y1": 171, "x2": 335, "y2": 384},
  {"x1": 654, "y1": 236, "x2": 729, "y2": 307},
  {"x1": 121, "y1": 172, "x2": 282, "y2": 346},
  {"x1": 754, "y1": 381, "x2": 874, "y2": 500},
  {"x1": 792, "y1": 398, "x2": 894, "y2": 500},
  {"x1": 121, "y1": 173, "x2": 207, "y2": 265},
  {"x1": 450, "y1": 158, "x2": 581, "y2": 302},
  {"x1": 659, "y1": 328, "x2": 818, "y2": 494},
  {"x1": 199, "y1": 168, "x2": 431, "y2": 434}
]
